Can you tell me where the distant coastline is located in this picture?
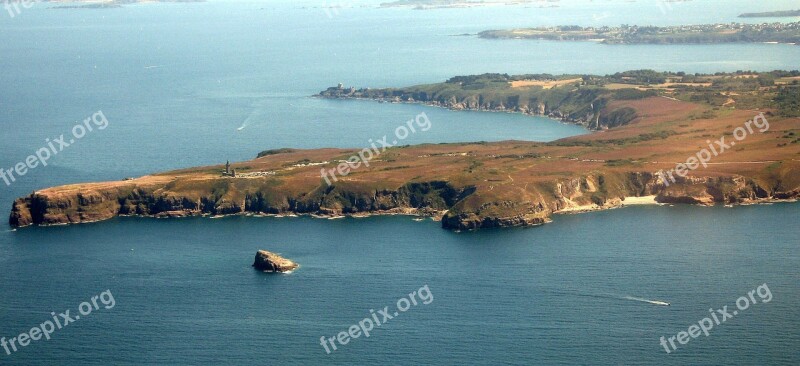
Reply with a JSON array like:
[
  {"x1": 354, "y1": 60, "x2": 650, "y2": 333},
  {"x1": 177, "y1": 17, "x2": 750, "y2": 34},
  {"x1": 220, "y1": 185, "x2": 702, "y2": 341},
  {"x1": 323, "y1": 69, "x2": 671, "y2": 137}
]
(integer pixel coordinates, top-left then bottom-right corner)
[
  {"x1": 739, "y1": 10, "x2": 800, "y2": 18},
  {"x1": 42, "y1": 0, "x2": 204, "y2": 9},
  {"x1": 479, "y1": 22, "x2": 800, "y2": 45}
]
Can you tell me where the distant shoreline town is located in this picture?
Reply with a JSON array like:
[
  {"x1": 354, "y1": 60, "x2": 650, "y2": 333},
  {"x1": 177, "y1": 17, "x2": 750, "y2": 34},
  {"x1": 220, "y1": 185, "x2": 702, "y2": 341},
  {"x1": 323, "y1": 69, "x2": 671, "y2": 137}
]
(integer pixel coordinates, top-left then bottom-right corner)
[{"x1": 479, "y1": 22, "x2": 800, "y2": 45}]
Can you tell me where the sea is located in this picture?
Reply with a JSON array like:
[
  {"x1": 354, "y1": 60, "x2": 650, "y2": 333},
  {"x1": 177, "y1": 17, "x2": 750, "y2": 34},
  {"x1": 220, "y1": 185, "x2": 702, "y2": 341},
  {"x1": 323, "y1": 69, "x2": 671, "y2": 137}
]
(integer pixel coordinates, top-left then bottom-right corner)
[{"x1": 0, "y1": 0, "x2": 798, "y2": 364}]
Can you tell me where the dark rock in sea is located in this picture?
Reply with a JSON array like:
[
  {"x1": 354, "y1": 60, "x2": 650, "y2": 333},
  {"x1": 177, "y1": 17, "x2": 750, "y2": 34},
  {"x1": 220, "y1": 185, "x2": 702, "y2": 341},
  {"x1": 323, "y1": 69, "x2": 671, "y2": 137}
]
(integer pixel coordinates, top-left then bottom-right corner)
[{"x1": 253, "y1": 250, "x2": 299, "y2": 273}]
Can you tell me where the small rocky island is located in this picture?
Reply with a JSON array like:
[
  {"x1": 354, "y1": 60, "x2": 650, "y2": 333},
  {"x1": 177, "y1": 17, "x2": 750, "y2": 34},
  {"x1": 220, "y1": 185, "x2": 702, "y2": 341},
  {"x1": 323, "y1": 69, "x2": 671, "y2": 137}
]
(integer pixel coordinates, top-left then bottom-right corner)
[{"x1": 253, "y1": 250, "x2": 299, "y2": 273}]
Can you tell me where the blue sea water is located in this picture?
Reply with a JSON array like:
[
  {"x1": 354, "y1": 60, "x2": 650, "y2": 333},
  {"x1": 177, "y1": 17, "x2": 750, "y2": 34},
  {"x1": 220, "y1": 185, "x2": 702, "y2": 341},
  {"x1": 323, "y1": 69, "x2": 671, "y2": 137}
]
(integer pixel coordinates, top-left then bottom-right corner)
[{"x1": 0, "y1": 1, "x2": 798, "y2": 364}]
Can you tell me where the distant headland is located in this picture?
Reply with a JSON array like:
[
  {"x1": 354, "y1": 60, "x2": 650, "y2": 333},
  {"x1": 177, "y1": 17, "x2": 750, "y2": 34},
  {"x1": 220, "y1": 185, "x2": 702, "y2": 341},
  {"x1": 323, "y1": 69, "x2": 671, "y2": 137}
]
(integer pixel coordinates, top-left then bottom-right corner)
[
  {"x1": 318, "y1": 70, "x2": 800, "y2": 129},
  {"x1": 9, "y1": 70, "x2": 800, "y2": 231},
  {"x1": 739, "y1": 10, "x2": 800, "y2": 18},
  {"x1": 478, "y1": 22, "x2": 800, "y2": 45}
]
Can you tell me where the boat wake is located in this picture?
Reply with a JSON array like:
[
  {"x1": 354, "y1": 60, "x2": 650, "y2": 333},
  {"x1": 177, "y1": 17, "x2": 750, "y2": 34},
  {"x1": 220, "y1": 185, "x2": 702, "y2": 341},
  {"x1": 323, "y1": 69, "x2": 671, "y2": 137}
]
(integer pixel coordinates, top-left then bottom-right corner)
[
  {"x1": 237, "y1": 100, "x2": 270, "y2": 131},
  {"x1": 541, "y1": 289, "x2": 670, "y2": 306},
  {"x1": 237, "y1": 113, "x2": 255, "y2": 131},
  {"x1": 624, "y1": 296, "x2": 670, "y2": 306}
]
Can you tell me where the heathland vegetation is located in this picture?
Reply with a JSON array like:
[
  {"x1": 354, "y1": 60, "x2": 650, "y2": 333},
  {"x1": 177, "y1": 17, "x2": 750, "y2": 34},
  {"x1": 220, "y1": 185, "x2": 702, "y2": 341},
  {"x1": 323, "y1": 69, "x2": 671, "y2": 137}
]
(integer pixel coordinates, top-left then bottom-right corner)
[
  {"x1": 11, "y1": 70, "x2": 800, "y2": 230},
  {"x1": 319, "y1": 70, "x2": 800, "y2": 127}
]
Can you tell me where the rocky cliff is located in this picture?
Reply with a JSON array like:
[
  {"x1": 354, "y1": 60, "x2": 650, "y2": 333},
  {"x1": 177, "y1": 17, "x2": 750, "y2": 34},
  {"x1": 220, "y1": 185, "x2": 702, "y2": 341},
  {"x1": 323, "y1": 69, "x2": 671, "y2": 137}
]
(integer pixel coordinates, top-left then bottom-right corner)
[
  {"x1": 8, "y1": 94, "x2": 800, "y2": 231},
  {"x1": 318, "y1": 79, "x2": 646, "y2": 130},
  {"x1": 9, "y1": 166, "x2": 796, "y2": 231}
]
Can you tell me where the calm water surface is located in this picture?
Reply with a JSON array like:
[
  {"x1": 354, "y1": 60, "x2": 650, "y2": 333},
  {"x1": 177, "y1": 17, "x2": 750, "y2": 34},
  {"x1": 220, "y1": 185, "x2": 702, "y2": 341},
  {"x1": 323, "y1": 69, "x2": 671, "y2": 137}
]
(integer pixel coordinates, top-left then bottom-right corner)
[{"x1": 0, "y1": 1, "x2": 798, "y2": 364}]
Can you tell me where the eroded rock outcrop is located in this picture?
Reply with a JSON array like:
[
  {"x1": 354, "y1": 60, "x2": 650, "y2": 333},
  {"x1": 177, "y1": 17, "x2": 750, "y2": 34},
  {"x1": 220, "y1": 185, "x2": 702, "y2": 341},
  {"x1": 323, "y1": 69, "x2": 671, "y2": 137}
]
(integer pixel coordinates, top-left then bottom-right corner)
[
  {"x1": 253, "y1": 250, "x2": 299, "y2": 273},
  {"x1": 440, "y1": 171, "x2": 797, "y2": 230},
  {"x1": 7, "y1": 178, "x2": 473, "y2": 228}
]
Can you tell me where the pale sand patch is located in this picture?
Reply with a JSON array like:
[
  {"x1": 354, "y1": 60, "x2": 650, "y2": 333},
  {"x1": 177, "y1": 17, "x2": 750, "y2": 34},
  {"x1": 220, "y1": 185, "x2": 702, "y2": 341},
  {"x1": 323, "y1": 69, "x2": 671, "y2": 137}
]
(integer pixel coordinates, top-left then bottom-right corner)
[
  {"x1": 511, "y1": 78, "x2": 583, "y2": 89},
  {"x1": 776, "y1": 76, "x2": 800, "y2": 85},
  {"x1": 622, "y1": 195, "x2": 658, "y2": 205},
  {"x1": 554, "y1": 197, "x2": 603, "y2": 214},
  {"x1": 650, "y1": 82, "x2": 712, "y2": 88},
  {"x1": 604, "y1": 82, "x2": 711, "y2": 91},
  {"x1": 556, "y1": 203, "x2": 600, "y2": 213}
]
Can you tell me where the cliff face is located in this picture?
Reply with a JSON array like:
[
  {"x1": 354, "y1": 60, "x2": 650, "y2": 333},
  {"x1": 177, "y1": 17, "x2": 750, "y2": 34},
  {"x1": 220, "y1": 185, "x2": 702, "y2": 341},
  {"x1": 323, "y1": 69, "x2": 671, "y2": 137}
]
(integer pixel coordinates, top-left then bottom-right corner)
[
  {"x1": 318, "y1": 85, "x2": 638, "y2": 130},
  {"x1": 9, "y1": 93, "x2": 800, "y2": 231},
  {"x1": 9, "y1": 170, "x2": 795, "y2": 231},
  {"x1": 442, "y1": 172, "x2": 795, "y2": 230},
  {"x1": 8, "y1": 179, "x2": 472, "y2": 228}
]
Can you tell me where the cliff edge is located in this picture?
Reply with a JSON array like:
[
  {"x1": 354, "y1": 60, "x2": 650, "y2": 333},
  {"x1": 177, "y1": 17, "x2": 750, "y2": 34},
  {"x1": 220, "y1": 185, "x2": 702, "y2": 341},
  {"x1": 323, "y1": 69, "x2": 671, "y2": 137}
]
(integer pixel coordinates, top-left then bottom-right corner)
[{"x1": 9, "y1": 96, "x2": 800, "y2": 230}]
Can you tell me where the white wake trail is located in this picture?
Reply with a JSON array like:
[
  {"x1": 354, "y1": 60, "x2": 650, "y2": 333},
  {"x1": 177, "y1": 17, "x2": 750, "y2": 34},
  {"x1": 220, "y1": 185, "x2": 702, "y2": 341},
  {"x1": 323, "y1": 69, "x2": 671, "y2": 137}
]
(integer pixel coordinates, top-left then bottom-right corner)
[
  {"x1": 624, "y1": 296, "x2": 671, "y2": 306},
  {"x1": 237, "y1": 101, "x2": 271, "y2": 131},
  {"x1": 237, "y1": 116, "x2": 250, "y2": 131}
]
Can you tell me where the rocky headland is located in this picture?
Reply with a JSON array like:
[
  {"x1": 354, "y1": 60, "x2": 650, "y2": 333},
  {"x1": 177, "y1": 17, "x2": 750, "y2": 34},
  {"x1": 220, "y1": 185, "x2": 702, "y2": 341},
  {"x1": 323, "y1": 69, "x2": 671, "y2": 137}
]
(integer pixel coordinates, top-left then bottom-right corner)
[
  {"x1": 8, "y1": 72, "x2": 800, "y2": 231},
  {"x1": 317, "y1": 75, "x2": 641, "y2": 130}
]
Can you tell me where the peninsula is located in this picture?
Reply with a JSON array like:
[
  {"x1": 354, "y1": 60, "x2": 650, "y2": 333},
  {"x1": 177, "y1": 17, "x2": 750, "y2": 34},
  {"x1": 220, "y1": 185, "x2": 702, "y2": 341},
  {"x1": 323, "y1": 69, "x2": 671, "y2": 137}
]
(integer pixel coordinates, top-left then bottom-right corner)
[
  {"x1": 478, "y1": 22, "x2": 800, "y2": 45},
  {"x1": 318, "y1": 71, "x2": 800, "y2": 128},
  {"x1": 739, "y1": 10, "x2": 800, "y2": 18},
  {"x1": 9, "y1": 71, "x2": 800, "y2": 230}
]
